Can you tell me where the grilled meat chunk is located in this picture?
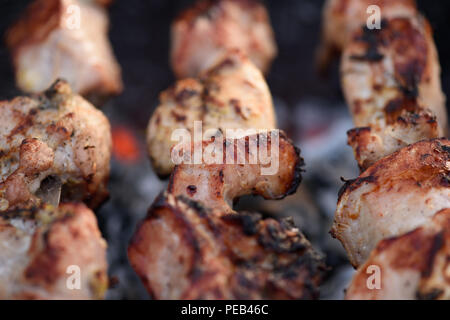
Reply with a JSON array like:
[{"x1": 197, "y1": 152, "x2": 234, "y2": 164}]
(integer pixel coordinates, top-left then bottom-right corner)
[
  {"x1": 130, "y1": 134, "x2": 321, "y2": 299},
  {"x1": 171, "y1": 0, "x2": 277, "y2": 78},
  {"x1": 6, "y1": 0, "x2": 122, "y2": 101},
  {"x1": 332, "y1": 139, "x2": 450, "y2": 267},
  {"x1": 0, "y1": 202, "x2": 108, "y2": 299},
  {"x1": 168, "y1": 131, "x2": 304, "y2": 213},
  {"x1": 318, "y1": 0, "x2": 417, "y2": 71},
  {"x1": 342, "y1": 16, "x2": 447, "y2": 169},
  {"x1": 346, "y1": 208, "x2": 449, "y2": 300},
  {"x1": 0, "y1": 80, "x2": 112, "y2": 210},
  {"x1": 147, "y1": 50, "x2": 276, "y2": 177},
  {"x1": 128, "y1": 193, "x2": 325, "y2": 299}
]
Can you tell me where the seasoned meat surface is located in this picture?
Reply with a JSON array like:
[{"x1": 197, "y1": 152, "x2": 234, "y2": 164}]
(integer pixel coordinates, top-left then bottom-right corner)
[
  {"x1": 6, "y1": 0, "x2": 122, "y2": 100},
  {"x1": 171, "y1": 0, "x2": 277, "y2": 78},
  {"x1": 346, "y1": 208, "x2": 450, "y2": 300},
  {"x1": 147, "y1": 50, "x2": 276, "y2": 177},
  {"x1": 0, "y1": 80, "x2": 112, "y2": 210},
  {"x1": 130, "y1": 133, "x2": 324, "y2": 299},
  {"x1": 168, "y1": 131, "x2": 304, "y2": 213},
  {"x1": 332, "y1": 139, "x2": 450, "y2": 267},
  {"x1": 0, "y1": 202, "x2": 108, "y2": 299},
  {"x1": 342, "y1": 16, "x2": 447, "y2": 169},
  {"x1": 128, "y1": 193, "x2": 325, "y2": 299},
  {"x1": 318, "y1": 0, "x2": 417, "y2": 71}
]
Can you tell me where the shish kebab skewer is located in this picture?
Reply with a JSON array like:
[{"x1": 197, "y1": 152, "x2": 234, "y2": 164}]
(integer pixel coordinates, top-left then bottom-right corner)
[
  {"x1": 133, "y1": 0, "x2": 326, "y2": 299},
  {"x1": 2, "y1": 0, "x2": 118, "y2": 298},
  {"x1": 150, "y1": 0, "x2": 279, "y2": 177},
  {"x1": 320, "y1": 0, "x2": 449, "y2": 299},
  {"x1": 129, "y1": 133, "x2": 326, "y2": 299},
  {"x1": 0, "y1": 80, "x2": 112, "y2": 299},
  {"x1": 321, "y1": 0, "x2": 447, "y2": 170},
  {"x1": 149, "y1": 0, "x2": 278, "y2": 177}
]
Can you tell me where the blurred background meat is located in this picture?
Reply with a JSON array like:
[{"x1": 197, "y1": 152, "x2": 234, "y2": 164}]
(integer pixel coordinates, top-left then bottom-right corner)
[
  {"x1": 0, "y1": 0, "x2": 449, "y2": 299},
  {"x1": 5, "y1": 0, "x2": 123, "y2": 102},
  {"x1": 170, "y1": 0, "x2": 277, "y2": 78},
  {"x1": 0, "y1": 202, "x2": 108, "y2": 299}
]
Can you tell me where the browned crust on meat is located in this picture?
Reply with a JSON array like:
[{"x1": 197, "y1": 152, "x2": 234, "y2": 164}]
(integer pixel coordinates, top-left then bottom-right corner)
[
  {"x1": 346, "y1": 127, "x2": 372, "y2": 170},
  {"x1": 342, "y1": 15, "x2": 446, "y2": 170},
  {"x1": 333, "y1": 139, "x2": 449, "y2": 268},
  {"x1": 317, "y1": 0, "x2": 418, "y2": 71},
  {"x1": 350, "y1": 18, "x2": 428, "y2": 96},
  {"x1": 324, "y1": 1, "x2": 448, "y2": 299},
  {"x1": 347, "y1": 109, "x2": 440, "y2": 170},
  {"x1": 128, "y1": 193, "x2": 326, "y2": 300},
  {"x1": 337, "y1": 138, "x2": 450, "y2": 204},
  {"x1": 167, "y1": 131, "x2": 304, "y2": 213}
]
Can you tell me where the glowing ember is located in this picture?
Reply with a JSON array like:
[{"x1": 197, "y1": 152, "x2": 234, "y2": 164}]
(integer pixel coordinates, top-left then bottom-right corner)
[{"x1": 112, "y1": 126, "x2": 140, "y2": 163}]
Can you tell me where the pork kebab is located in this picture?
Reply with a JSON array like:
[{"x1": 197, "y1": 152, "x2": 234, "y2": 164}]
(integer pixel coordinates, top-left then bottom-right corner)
[
  {"x1": 320, "y1": 0, "x2": 449, "y2": 299},
  {"x1": 0, "y1": 80, "x2": 112, "y2": 299},
  {"x1": 6, "y1": 0, "x2": 123, "y2": 102},
  {"x1": 129, "y1": 133, "x2": 326, "y2": 299},
  {"x1": 135, "y1": 1, "x2": 326, "y2": 298}
]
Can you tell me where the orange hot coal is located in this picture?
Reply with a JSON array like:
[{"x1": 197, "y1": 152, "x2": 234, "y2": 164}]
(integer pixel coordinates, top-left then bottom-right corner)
[{"x1": 112, "y1": 126, "x2": 140, "y2": 163}]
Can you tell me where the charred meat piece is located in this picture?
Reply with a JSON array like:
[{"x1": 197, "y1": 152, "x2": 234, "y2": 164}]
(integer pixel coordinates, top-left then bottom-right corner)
[
  {"x1": 168, "y1": 131, "x2": 304, "y2": 213},
  {"x1": 0, "y1": 80, "x2": 112, "y2": 210},
  {"x1": 6, "y1": 0, "x2": 122, "y2": 101},
  {"x1": 147, "y1": 50, "x2": 276, "y2": 177},
  {"x1": 128, "y1": 193, "x2": 325, "y2": 299},
  {"x1": 171, "y1": 0, "x2": 277, "y2": 78},
  {"x1": 318, "y1": 0, "x2": 417, "y2": 71},
  {"x1": 332, "y1": 139, "x2": 450, "y2": 267},
  {"x1": 130, "y1": 133, "x2": 320, "y2": 299},
  {"x1": 342, "y1": 16, "x2": 447, "y2": 169},
  {"x1": 0, "y1": 202, "x2": 108, "y2": 299},
  {"x1": 346, "y1": 208, "x2": 449, "y2": 300}
]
